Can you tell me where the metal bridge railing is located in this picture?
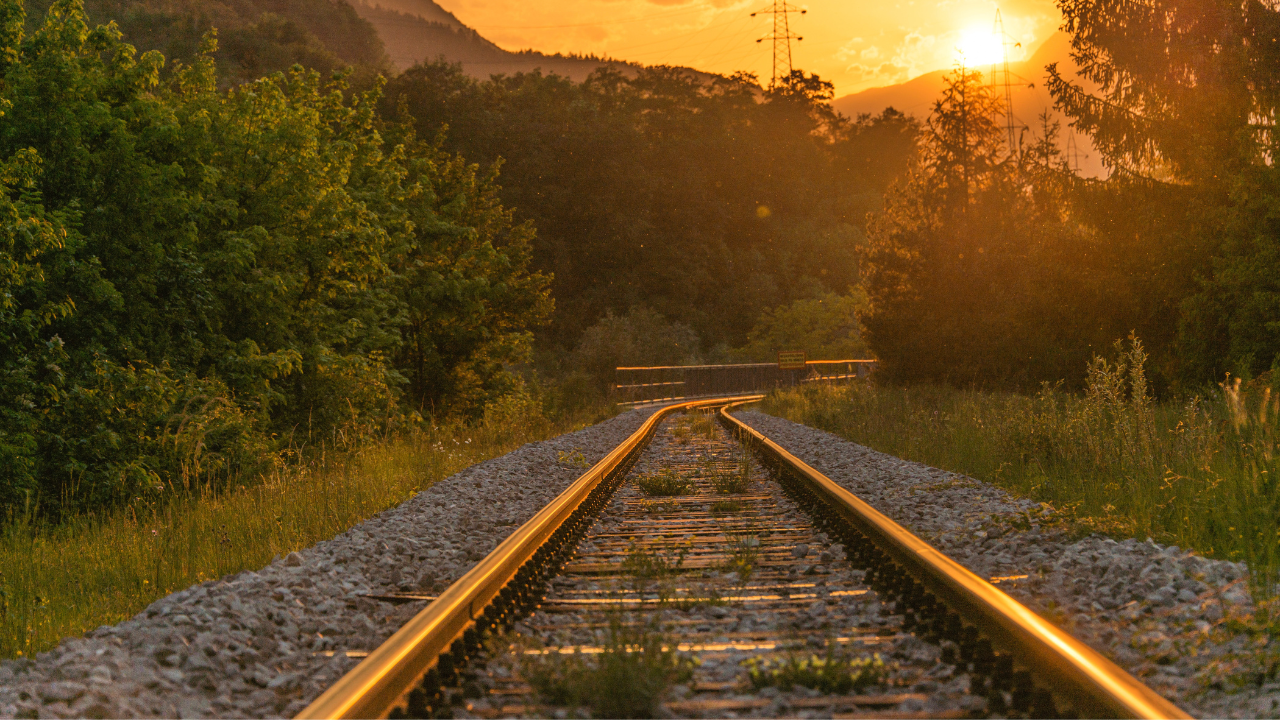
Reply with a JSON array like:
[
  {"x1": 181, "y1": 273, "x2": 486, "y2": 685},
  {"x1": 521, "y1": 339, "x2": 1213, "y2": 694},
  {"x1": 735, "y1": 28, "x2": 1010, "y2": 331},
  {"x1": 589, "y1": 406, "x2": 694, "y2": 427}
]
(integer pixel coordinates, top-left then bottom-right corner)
[{"x1": 612, "y1": 359, "x2": 875, "y2": 406}]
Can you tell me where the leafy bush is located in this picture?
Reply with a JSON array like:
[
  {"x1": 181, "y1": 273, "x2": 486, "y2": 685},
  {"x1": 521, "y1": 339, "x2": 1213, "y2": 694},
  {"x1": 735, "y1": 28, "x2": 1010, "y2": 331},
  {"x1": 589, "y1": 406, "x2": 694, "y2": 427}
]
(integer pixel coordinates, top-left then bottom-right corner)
[
  {"x1": 0, "y1": 0, "x2": 549, "y2": 518},
  {"x1": 740, "y1": 291, "x2": 872, "y2": 362},
  {"x1": 571, "y1": 307, "x2": 701, "y2": 391}
]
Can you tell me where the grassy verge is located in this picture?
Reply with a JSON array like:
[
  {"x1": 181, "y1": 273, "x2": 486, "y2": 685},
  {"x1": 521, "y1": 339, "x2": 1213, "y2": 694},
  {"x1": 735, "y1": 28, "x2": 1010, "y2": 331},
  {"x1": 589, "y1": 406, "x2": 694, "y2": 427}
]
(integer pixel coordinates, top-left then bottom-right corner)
[
  {"x1": 761, "y1": 339, "x2": 1280, "y2": 594},
  {"x1": 1, "y1": 401, "x2": 615, "y2": 659}
]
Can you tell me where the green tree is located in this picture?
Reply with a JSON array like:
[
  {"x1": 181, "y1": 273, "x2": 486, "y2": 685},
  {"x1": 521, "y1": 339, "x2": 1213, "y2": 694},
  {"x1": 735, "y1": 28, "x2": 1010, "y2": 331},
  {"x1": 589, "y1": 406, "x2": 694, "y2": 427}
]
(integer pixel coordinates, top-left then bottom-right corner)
[
  {"x1": 861, "y1": 66, "x2": 1102, "y2": 387},
  {"x1": 0, "y1": 0, "x2": 549, "y2": 515},
  {"x1": 382, "y1": 62, "x2": 919, "y2": 355},
  {"x1": 1048, "y1": 0, "x2": 1280, "y2": 383},
  {"x1": 740, "y1": 291, "x2": 871, "y2": 362}
]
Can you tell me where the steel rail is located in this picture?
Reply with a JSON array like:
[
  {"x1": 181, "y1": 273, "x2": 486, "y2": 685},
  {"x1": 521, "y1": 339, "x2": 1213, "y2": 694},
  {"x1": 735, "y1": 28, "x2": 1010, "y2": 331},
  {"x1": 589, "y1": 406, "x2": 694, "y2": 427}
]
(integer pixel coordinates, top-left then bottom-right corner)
[
  {"x1": 297, "y1": 395, "x2": 765, "y2": 720},
  {"x1": 718, "y1": 400, "x2": 1189, "y2": 720}
]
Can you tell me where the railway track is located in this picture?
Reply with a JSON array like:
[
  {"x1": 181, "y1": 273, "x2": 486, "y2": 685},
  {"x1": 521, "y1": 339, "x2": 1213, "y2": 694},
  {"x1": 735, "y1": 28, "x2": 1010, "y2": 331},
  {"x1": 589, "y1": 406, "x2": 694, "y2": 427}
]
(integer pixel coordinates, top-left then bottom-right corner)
[{"x1": 298, "y1": 397, "x2": 1189, "y2": 719}]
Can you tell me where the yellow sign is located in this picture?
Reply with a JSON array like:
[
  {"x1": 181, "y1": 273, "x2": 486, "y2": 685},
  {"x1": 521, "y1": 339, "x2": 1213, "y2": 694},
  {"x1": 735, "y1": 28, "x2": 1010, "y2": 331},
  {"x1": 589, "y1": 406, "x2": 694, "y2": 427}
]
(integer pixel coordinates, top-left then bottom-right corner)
[{"x1": 777, "y1": 351, "x2": 807, "y2": 370}]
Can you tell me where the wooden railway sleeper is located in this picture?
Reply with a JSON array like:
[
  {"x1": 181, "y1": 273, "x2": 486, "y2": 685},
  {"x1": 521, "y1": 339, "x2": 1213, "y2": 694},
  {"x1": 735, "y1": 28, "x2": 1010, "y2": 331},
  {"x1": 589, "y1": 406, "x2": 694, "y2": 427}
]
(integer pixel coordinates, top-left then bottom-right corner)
[
  {"x1": 717, "y1": 407, "x2": 1069, "y2": 718},
  {"x1": 307, "y1": 398, "x2": 1185, "y2": 719}
]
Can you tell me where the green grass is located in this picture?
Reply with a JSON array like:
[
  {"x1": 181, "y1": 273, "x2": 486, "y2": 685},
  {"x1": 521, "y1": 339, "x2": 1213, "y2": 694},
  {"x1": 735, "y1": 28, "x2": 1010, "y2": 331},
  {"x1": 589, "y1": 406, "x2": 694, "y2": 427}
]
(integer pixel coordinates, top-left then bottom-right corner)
[
  {"x1": 669, "y1": 411, "x2": 719, "y2": 445},
  {"x1": 0, "y1": 403, "x2": 614, "y2": 659},
  {"x1": 722, "y1": 535, "x2": 760, "y2": 583},
  {"x1": 708, "y1": 452, "x2": 753, "y2": 494},
  {"x1": 522, "y1": 618, "x2": 694, "y2": 718},
  {"x1": 745, "y1": 650, "x2": 887, "y2": 693},
  {"x1": 636, "y1": 469, "x2": 693, "y2": 496},
  {"x1": 761, "y1": 337, "x2": 1280, "y2": 594},
  {"x1": 710, "y1": 499, "x2": 744, "y2": 515}
]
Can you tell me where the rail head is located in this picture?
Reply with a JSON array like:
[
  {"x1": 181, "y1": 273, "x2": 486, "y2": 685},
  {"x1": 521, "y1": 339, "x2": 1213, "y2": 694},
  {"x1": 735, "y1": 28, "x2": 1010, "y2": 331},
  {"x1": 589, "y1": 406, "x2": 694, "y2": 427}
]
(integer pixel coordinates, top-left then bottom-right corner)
[
  {"x1": 297, "y1": 395, "x2": 764, "y2": 720},
  {"x1": 718, "y1": 400, "x2": 1189, "y2": 720}
]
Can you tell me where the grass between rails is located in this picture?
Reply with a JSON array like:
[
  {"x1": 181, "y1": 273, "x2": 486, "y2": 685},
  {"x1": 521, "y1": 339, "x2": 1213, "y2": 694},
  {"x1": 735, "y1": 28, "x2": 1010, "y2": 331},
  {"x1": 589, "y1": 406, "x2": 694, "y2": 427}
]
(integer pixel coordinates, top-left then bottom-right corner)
[
  {"x1": 762, "y1": 338, "x2": 1280, "y2": 595},
  {"x1": 521, "y1": 618, "x2": 695, "y2": 719},
  {"x1": 0, "y1": 402, "x2": 616, "y2": 659}
]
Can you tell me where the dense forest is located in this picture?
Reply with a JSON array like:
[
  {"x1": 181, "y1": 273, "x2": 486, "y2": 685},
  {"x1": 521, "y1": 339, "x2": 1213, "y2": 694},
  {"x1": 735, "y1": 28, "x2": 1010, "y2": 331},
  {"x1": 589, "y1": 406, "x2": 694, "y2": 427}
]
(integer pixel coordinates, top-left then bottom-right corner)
[
  {"x1": 381, "y1": 64, "x2": 916, "y2": 355},
  {"x1": 3, "y1": 0, "x2": 1279, "y2": 518}
]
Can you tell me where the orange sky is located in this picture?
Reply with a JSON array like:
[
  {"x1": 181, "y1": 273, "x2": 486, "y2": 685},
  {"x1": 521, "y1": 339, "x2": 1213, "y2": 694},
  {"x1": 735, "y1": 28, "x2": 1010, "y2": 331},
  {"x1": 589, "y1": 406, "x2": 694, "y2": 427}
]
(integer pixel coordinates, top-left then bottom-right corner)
[{"x1": 436, "y1": 0, "x2": 1063, "y2": 96}]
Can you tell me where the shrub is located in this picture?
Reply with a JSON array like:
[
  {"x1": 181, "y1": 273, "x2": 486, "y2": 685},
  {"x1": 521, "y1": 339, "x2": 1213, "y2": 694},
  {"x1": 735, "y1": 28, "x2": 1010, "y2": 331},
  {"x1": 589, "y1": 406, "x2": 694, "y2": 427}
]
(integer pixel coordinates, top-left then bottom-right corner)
[
  {"x1": 636, "y1": 469, "x2": 692, "y2": 496},
  {"x1": 522, "y1": 619, "x2": 693, "y2": 718}
]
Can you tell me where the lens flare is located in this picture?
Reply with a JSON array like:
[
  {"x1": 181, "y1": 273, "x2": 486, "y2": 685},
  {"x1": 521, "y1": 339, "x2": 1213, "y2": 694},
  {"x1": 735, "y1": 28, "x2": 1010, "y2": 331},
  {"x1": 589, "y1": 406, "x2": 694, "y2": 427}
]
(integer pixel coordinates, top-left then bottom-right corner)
[{"x1": 955, "y1": 25, "x2": 1004, "y2": 66}]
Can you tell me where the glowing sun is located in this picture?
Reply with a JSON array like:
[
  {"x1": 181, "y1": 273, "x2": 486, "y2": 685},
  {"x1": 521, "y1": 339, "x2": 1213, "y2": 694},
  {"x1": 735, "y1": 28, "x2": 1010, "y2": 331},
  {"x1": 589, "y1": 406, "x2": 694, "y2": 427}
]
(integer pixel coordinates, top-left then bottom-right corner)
[{"x1": 955, "y1": 25, "x2": 1005, "y2": 66}]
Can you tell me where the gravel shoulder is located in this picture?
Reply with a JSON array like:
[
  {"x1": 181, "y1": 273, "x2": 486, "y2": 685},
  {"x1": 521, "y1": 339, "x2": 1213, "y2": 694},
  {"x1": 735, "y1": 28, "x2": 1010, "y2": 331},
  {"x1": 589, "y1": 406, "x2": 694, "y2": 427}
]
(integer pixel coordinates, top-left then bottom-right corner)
[
  {"x1": 0, "y1": 408, "x2": 658, "y2": 719},
  {"x1": 736, "y1": 409, "x2": 1278, "y2": 719},
  {"x1": 6, "y1": 404, "x2": 1277, "y2": 719}
]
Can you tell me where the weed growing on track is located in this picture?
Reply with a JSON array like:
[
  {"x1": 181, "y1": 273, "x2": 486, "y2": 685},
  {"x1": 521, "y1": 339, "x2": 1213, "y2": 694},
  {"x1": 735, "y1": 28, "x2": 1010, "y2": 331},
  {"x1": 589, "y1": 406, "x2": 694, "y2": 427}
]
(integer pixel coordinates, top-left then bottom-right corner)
[
  {"x1": 642, "y1": 499, "x2": 681, "y2": 515},
  {"x1": 556, "y1": 448, "x2": 590, "y2": 469},
  {"x1": 522, "y1": 618, "x2": 694, "y2": 718},
  {"x1": 763, "y1": 336, "x2": 1280, "y2": 595},
  {"x1": 688, "y1": 411, "x2": 718, "y2": 439},
  {"x1": 622, "y1": 544, "x2": 687, "y2": 597},
  {"x1": 745, "y1": 649, "x2": 887, "y2": 693},
  {"x1": 710, "y1": 500, "x2": 745, "y2": 515},
  {"x1": 671, "y1": 411, "x2": 717, "y2": 445},
  {"x1": 0, "y1": 402, "x2": 615, "y2": 659},
  {"x1": 708, "y1": 452, "x2": 753, "y2": 494},
  {"x1": 722, "y1": 535, "x2": 760, "y2": 583},
  {"x1": 636, "y1": 469, "x2": 693, "y2": 496}
]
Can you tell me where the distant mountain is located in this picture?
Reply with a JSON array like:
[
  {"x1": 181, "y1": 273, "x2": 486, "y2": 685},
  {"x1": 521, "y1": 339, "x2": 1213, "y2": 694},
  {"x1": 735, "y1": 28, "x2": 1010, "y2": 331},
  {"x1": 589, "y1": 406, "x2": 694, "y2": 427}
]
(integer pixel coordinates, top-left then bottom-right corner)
[
  {"x1": 833, "y1": 32, "x2": 1105, "y2": 177},
  {"x1": 24, "y1": 0, "x2": 389, "y2": 85},
  {"x1": 351, "y1": 0, "x2": 630, "y2": 81}
]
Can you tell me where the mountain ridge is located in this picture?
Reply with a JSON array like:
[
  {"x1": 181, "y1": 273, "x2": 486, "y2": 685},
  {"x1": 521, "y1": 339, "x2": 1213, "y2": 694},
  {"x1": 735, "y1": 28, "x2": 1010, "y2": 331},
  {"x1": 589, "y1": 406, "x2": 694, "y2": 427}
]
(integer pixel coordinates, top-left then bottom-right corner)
[{"x1": 832, "y1": 32, "x2": 1105, "y2": 176}]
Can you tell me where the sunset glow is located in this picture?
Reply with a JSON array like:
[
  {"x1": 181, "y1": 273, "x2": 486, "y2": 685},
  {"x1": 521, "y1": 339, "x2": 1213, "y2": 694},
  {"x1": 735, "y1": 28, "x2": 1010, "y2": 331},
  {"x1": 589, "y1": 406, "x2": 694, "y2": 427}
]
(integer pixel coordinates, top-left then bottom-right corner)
[
  {"x1": 956, "y1": 25, "x2": 1006, "y2": 67},
  {"x1": 437, "y1": 0, "x2": 1060, "y2": 95}
]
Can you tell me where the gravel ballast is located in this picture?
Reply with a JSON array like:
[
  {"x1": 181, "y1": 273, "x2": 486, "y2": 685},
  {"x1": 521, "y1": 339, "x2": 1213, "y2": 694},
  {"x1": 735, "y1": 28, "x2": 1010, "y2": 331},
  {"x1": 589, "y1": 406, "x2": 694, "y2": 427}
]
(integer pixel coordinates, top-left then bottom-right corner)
[
  {"x1": 5, "y1": 403, "x2": 1276, "y2": 719},
  {"x1": 736, "y1": 410, "x2": 1277, "y2": 718},
  {"x1": 0, "y1": 408, "x2": 657, "y2": 719}
]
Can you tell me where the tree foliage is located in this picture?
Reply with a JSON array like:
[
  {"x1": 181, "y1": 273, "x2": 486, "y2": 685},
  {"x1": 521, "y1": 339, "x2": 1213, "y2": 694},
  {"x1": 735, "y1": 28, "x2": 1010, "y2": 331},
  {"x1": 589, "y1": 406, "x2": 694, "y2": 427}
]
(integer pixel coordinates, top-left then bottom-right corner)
[
  {"x1": 862, "y1": 68, "x2": 1115, "y2": 387},
  {"x1": 0, "y1": 0, "x2": 548, "y2": 516},
  {"x1": 1049, "y1": 0, "x2": 1280, "y2": 383},
  {"x1": 865, "y1": 0, "x2": 1280, "y2": 391},
  {"x1": 740, "y1": 291, "x2": 871, "y2": 363},
  {"x1": 382, "y1": 63, "x2": 920, "y2": 352}
]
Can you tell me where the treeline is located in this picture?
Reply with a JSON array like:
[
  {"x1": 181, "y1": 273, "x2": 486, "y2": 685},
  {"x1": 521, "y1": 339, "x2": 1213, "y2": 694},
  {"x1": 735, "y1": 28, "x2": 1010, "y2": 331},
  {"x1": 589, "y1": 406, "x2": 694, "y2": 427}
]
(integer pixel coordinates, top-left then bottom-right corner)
[
  {"x1": 0, "y1": 0, "x2": 548, "y2": 515},
  {"x1": 381, "y1": 63, "x2": 917, "y2": 358},
  {"x1": 1, "y1": 0, "x2": 915, "y2": 518},
  {"x1": 861, "y1": 0, "x2": 1280, "y2": 391}
]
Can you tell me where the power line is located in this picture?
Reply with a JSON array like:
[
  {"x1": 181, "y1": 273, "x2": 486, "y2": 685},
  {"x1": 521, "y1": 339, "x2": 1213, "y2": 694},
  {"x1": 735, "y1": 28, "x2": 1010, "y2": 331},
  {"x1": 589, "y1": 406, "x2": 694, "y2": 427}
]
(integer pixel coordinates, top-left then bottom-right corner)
[
  {"x1": 751, "y1": 1, "x2": 805, "y2": 88},
  {"x1": 992, "y1": 9, "x2": 1020, "y2": 158}
]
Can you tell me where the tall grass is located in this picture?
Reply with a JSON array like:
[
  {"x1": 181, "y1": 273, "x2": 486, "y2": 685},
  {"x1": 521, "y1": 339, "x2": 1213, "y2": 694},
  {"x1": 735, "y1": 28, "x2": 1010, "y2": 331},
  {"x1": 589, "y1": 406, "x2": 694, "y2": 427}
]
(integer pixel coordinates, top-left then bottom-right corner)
[
  {"x1": 763, "y1": 337, "x2": 1280, "y2": 594},
  {"x1": 0, "y1": 396, "x2": 614, "y2": 659}
]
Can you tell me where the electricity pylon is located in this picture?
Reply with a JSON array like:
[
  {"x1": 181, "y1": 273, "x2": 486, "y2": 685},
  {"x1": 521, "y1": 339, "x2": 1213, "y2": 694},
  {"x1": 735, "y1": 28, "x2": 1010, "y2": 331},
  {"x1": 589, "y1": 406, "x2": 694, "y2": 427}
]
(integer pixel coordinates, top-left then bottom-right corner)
[
  {"x1": 991, "y1": 9, "x2": 1022, "y2": 157},
  {"x1": 1066, "y1": 131, "x2": 1085, "y2": 174},
  {"x1": 752, "y1": 2, "x2": 805, "y2": 88}
]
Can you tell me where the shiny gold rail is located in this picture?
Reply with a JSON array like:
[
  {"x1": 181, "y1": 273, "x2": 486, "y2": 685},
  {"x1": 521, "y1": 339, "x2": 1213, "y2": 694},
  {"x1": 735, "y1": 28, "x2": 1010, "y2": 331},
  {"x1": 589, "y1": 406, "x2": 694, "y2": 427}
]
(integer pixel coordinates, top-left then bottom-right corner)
[
  {"x1": 299, "y1": 397, "x2": 1189, "y2": 719},
  {"x1": 296, "y1": 395, "x2": 764, "y2": 720},
  {"x1": 717, "y1": 400, "x2": 1188, "y2": 719}
]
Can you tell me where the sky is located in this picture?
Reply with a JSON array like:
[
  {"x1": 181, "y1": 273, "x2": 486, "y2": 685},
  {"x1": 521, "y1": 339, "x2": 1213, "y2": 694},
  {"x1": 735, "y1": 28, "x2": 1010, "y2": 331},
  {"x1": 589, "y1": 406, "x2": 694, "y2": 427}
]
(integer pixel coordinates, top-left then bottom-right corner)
[{"x1": 435, "y1": 0, "x2": 1064, "y2": 97}]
